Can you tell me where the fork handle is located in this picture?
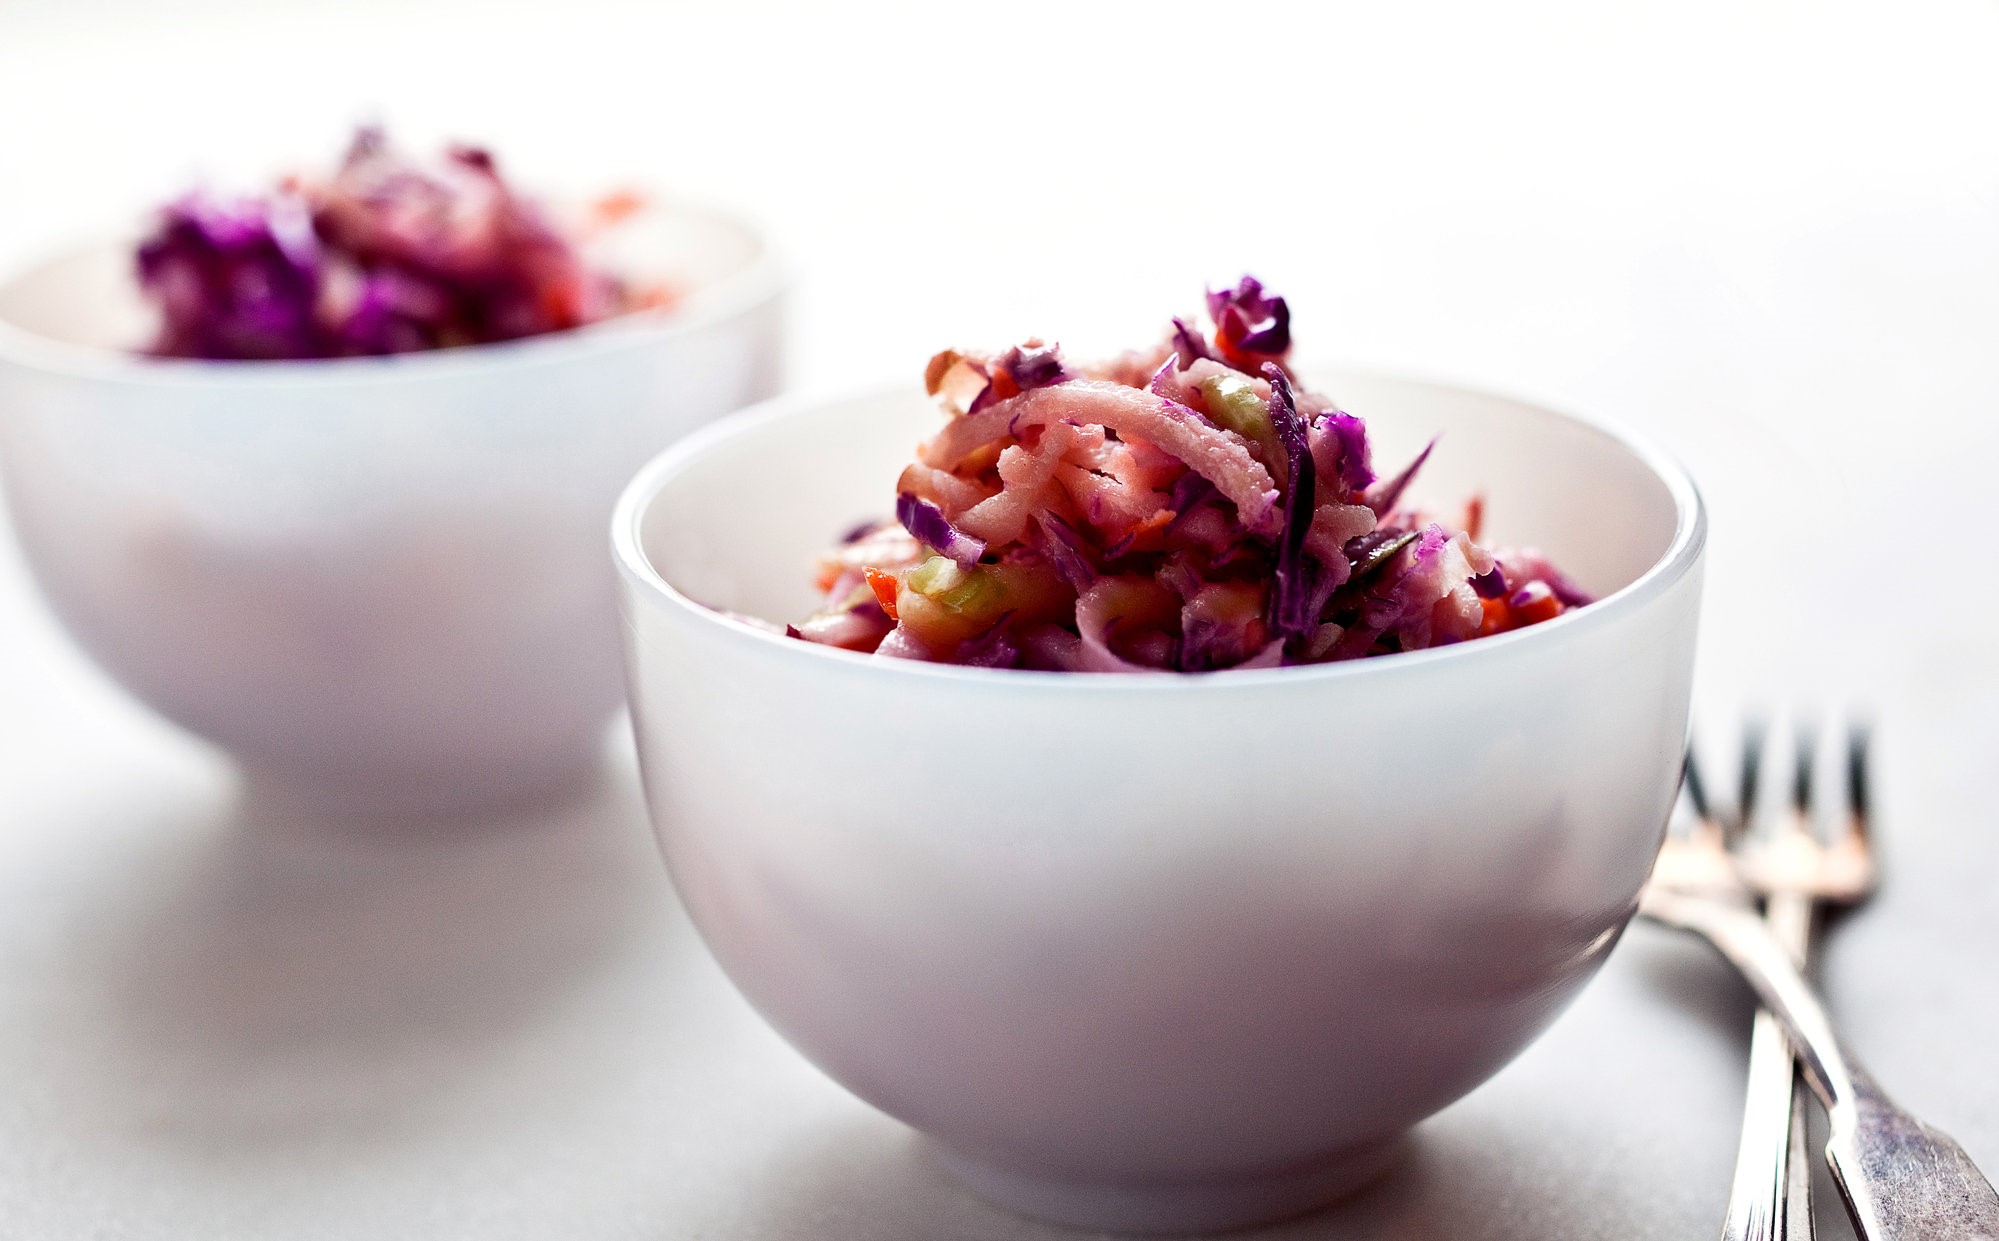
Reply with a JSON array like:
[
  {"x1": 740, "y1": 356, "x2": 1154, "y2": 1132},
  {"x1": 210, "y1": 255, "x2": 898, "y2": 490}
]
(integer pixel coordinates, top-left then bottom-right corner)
[
  {"x1": 1644, "y1": 891, "x2": 1999, "y2": 1240},
  {"x1": 1721, "y1": 890, "x2": 1814, "y2": 1241},
  {"x1": 1827, "y1": 1068, "x2": 1999, "y2": 1241}
]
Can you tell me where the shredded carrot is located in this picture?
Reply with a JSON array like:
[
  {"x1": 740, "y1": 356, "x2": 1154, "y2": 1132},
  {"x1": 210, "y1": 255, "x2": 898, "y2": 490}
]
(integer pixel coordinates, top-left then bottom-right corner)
[
  {"x1": 1509, "y1": 581, "x2": 1563, "y2": 626},
  {"x1": 864, "y1": 568, "x2": 901, "y2": 620},
  {"x1": 592, "y1": 189, "x2": 647, "y2": 226}
]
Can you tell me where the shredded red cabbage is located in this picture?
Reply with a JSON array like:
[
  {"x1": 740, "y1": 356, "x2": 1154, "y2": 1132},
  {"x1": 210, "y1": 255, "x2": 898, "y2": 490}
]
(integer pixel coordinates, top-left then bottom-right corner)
[
  {"x1": 896, "y1": 491, "x2": 988, "y2": 566},
  {"x1": 1032, "y1": 515, "x2": 1096, "y2": 592},
  {"x1": 1318, "y1": 411, "x2": 1375, "y2": 491},
  {"x1": 1170, "y1": 317, "x2": 1214, "y2": 368},
  {"x1": 1368, "y1": 439, "x2": 1435, "y2": 517},
  {"x1": 137, "y1": 194, "x2": 327, "y2": 360},
  {"x1": 967, "y1": 341, "x2": 1075, "y2": 414},
  {"x1": 135, "y1": 127, "x2": 660, "y2": 360},
  {"x1": 1006, "y1": 343, "x2": 1070, "y2": 388},
  {"x1": 957, "y1": 618, "x2": 1021, "y2": 669},
  {"x1": 1205, "y1": 276, "x2": 1291, "y2": 358},
  {"x1": 789, "y1": 277, "x2": 1589, "y2": 671},
  {"x1": 1262, "y1": 364, "x2": 1320, "y2": 642},
  {"x1": 1165, "y1": 471, "x2": 1216, "y2": 523}
]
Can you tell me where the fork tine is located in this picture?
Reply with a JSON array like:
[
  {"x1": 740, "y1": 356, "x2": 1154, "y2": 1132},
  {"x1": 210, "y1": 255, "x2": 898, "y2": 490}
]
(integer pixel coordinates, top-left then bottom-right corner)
[
  {"x1": 1735, "y1": 717, "x2": 1767, "y2": 839},
  {"x1": 1792, "y1": 718, "x2": 1817, "y2": 822},
  {"x1": 1845, "y1": 719, "x2": 1872, "y2": 843},
  {"x1": 1683, "y1": 741, "x2": 1711, "y2": 823}
]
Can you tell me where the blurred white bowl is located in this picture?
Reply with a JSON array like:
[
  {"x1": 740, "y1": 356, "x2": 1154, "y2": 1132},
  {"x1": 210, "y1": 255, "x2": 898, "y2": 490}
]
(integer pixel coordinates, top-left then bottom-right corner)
[
  {"x1": 613, "y1": 375, "x2": 1704, "y2": 1233},
  {"x1": 0, "y1": 202, "x2": 783, "y2": 812}
]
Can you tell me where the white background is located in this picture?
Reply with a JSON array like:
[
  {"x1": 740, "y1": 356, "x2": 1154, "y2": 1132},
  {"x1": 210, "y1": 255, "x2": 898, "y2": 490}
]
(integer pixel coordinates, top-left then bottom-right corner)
[
  {"x1": 2, "y1": 2, "x2": 1997, "y2": 1238},
  {"x1": 8, "y1": 0, "x2": 1996, "y2": 704}
]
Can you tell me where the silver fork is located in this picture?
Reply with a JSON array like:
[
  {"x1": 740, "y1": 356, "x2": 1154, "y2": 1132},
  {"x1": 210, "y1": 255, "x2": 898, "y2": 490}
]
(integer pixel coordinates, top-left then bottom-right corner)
[
  {"x1": 1718, "y1": 722, "x2": 1880, "y2": 1240},
  {"x1": 1690, "y1": 722, "x2": 1874, "y2": 1239},
  {"x1": 1656, "y1": 727, "x2": 1803, "y2": 1238},
  {"x1": 1651, "y1": 728, "x2": 1801, "y2": 1239},
  {"x1": 1644, "y1": 724, "x2": 1999, "y2": 1241}
]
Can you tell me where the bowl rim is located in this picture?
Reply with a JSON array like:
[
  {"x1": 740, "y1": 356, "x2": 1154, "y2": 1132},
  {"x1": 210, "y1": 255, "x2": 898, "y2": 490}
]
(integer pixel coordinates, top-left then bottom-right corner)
[
  {"x1": 611, "y1": 372, "x2": 1706, "y2": 691},
  {"x1": 0, "y1": 198, "x2": 787, "y2": 390}
]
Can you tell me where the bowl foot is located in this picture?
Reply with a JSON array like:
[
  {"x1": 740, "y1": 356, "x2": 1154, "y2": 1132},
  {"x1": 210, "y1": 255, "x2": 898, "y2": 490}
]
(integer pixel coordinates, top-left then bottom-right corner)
[{"x1": 929, "y1": 1135, "x2": 1404, "y2": 1235}]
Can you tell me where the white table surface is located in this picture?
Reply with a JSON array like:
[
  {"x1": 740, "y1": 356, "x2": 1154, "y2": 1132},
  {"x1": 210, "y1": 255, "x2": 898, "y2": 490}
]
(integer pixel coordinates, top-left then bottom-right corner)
[{"x1": 3, "y1": 1, "x2": 1997, "y2": 1237}]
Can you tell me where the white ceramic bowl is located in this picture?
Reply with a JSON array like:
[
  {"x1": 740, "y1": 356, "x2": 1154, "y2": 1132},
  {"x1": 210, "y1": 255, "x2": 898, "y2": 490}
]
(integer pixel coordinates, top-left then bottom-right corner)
[
  {"x1": 0, "y1": 204, "x2": 783, "y2": 812},
  {"x1": 613, "y1": 376, "x2": 1703, "y2": 1234}
]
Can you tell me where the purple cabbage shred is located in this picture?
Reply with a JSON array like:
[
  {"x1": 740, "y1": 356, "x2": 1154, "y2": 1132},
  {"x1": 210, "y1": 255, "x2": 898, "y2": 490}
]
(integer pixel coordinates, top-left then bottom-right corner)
[
  {"x1": 1261, "y1": 364, "x2": 1321, "y2": 642},
  {"x1": 1005, "y1": 342, "x2": 1071, "y2": 388},
  {"x1": 1205, "y1": 276, "x2": 1291, "y2": 356},
  {"x1": 1170, "y1": 317, "x2": 1213, "y2": 369},
  {"x1": 1368, "y1": 438, "x2": 1436, "y2": 517},
  {"x1": 968, "y1": 341, "x2": 1073, "y2": 413},
  {"x1": 1032, "y1": 514, "x2": 1096, "y2": 591},
  {"x1": 957, "y1": 617, "x2": 1020, "y2": 669},
  {"x1": 1320, "y1": 411, "x2": 1376, "y2": 490},
  {"x1": 1166, "y1": 470, "x2": 1216, "y2": 518},
  {"x1": 136, "y1": 194, "x2": 327, "y2": 360},
  {"x1": 896, "y1": 491, "x2": 988, "y2": 565}
]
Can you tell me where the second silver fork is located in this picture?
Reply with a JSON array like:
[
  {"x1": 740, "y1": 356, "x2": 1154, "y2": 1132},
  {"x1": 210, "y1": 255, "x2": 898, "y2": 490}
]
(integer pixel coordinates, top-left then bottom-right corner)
[{"x1": 1696, "y1": 721, "x2": 1877, "y2": 1241}]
